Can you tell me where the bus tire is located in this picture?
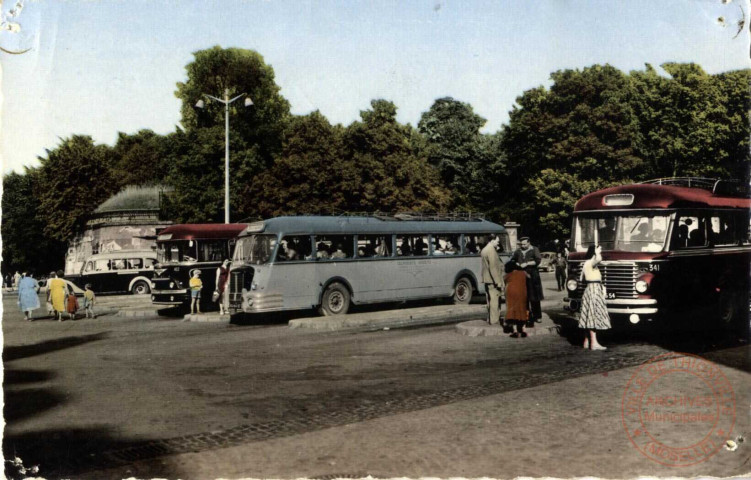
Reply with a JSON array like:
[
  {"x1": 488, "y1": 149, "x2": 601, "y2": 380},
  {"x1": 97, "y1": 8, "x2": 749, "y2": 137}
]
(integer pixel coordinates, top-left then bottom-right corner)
[
  {"x1": 131, "y1": 280, "x2": 150, "y2": 295},
  {"x1": 319, "y1": 282, "x2": 350, "y2": 316},
  {"x1": 453, "y1": 276, "x2": 473, "y2": 305}
]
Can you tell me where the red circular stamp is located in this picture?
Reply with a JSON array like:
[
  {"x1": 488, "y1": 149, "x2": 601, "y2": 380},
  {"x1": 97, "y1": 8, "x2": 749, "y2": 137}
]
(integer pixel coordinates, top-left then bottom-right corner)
[{"x1": 621, "y1": 352, "x2": 736, "y2": 467}]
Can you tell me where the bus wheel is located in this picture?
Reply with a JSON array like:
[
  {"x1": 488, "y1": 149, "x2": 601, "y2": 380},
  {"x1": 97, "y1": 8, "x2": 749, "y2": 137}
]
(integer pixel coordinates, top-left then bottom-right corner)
[
  {"x1": 320, "y1": 282, "x2": 350, "y2": 316},
  {"x1": 453, "y1": 277, "x2": 473, "y2": 305},
  {"x1": 131, "y1": 280, "x2": 150, "y2": 295}
]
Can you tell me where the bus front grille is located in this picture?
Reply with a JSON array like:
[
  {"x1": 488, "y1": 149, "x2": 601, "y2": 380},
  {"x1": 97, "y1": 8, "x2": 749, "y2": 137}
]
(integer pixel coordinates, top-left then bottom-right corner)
[{"x1": 569, "y1": 261, "x2": 638, "y2": 299}]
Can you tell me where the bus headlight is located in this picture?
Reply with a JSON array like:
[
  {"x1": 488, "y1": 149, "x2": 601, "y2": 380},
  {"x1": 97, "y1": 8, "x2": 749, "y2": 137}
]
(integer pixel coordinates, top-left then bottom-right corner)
[
  {"x1": 635, "y1": 279, "x2": 649, "y2": 293},
  {"x1": 566, "y1": 279, "x2": 578, "y2": 292}
]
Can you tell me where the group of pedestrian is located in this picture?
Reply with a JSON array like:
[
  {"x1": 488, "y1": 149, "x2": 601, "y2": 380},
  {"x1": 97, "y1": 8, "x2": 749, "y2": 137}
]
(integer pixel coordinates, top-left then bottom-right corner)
[
  {"x1": 15, "y1": 270, "x2": 97, "y2": 321},
  {"x1": 188, "y1": 259, "x2": 232, "y2": 315},
  {"x1": 482, "y1": 234, "x2": 610, "y2": 349}
]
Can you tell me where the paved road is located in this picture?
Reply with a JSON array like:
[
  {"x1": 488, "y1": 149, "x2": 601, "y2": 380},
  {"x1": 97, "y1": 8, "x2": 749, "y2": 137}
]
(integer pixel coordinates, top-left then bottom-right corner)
[{"x1": 2, "y1": 282, "x2": 749, "y2": 479}]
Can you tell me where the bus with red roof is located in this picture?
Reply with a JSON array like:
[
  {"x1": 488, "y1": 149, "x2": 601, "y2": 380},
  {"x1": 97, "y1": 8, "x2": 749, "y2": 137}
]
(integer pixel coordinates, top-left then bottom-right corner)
[
  {"x1": 151, "y1": 223, "x2": 247, "y2": 310},
  {"x1": 565, "y1": 178, "x2": 750, "y2": 332}
]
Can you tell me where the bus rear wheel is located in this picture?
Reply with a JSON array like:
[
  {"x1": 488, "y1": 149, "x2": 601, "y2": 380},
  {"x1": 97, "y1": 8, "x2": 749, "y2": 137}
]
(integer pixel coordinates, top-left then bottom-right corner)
[
  {"x1": 319, "y1": 282, "x2": 350, "y2": 316},
  {"x1": 131, "y1": 280, "x2": 150, "y2": 295},
  {"x1": 453, "y1": 277, "x2": 473, "y2": 305}
]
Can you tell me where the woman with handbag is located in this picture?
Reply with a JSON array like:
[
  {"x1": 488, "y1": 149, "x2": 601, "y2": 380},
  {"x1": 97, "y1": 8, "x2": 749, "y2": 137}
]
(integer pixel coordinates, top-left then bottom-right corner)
[
  {"x1": 214, "y1": 259, "x2": 231, "y2": 315},
  {"x1": 578, "y1": 245, "x2": 611, "y2": 350}
]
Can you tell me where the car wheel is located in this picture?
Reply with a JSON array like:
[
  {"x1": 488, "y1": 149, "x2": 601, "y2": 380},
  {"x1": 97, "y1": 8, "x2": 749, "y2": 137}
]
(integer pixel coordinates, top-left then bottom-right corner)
[
  {"x1": 131, "y1": 280, "x2": 150, "y2": 295},
  {"x1": 453, "y1": 276, "x2": 473, "y2": 305},
  {"x1": 319, "y1": 282, "x2": 350, "y2": 316}
]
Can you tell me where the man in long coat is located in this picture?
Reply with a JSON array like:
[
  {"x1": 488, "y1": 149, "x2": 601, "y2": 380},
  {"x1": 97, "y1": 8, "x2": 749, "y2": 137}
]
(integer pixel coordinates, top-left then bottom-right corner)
[
  {"x1": 512, "y1": 236, "x2": 544, "y2": 324},
  {"x1": 481, "y1": 235, "x2": 505, "y2": 325}
]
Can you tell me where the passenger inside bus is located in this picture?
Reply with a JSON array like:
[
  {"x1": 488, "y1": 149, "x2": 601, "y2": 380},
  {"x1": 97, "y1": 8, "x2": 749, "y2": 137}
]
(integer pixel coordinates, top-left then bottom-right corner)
[
  {"x1": 413, "y1": 237, "x2": 427, "y2": 256},
  {"x1": 397, "y1": 236, "x2": 412, "y2": 256},
  {"x1": 316, "y1": 242, "x2": 330, "y2": 259}
]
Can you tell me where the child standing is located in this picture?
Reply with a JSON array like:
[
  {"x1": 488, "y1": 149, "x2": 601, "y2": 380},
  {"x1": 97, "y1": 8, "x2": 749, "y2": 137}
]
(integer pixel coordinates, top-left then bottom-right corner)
[
  {"x1": 66, "y1": 287, "x2": 79, "y2": 320},
  {"x1": 83, "y1": 284, "x2": 96, "y2": 318},
  {"x1": 189, "y1": 270, "x2": 202, "y2": 314}
]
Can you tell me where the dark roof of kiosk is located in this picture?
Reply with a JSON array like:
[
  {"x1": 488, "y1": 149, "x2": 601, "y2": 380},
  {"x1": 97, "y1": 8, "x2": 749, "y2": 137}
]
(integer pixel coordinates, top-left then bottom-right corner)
[
  {"x1": 247, "y1": 216, "x2": 505, "y2": 235},
  {"x1": 158, "y1": 223, "x2": 248, "y2": 240},
  {"x1": 575, "y1": 184, "x2": 751, "y2": 211},
  {"x1": 94, "y1": 185, "x2": 164, "y2": 214}
]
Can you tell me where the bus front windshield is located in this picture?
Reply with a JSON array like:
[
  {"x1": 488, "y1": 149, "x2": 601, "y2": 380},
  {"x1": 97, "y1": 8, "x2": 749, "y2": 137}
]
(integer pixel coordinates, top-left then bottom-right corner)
[
  {"x1": 233, "y1": 235, "x2": 278, "y2": 265},
  {"x1": 573, "y1": 213, "x2": 671, "y2": 253}
]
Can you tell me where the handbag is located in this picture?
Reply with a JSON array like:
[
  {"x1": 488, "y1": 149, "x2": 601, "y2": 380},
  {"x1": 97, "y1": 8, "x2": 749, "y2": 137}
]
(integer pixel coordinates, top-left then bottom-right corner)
[{"x1": 211, "y1": 290, "x2": 220, "y2": 302}]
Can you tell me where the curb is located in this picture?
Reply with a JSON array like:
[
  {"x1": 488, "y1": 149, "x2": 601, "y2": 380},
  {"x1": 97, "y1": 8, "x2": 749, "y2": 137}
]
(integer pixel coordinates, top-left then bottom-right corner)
[
  {"x1": 289, "y1": 305, "x2": 488, "y2": 332},
  {"x1": 116, "y1": 309, "x2": 161, "y2": 318},
  {"x1": 182, "y1": 313, "x2": 232, "y2": 323},
  {"x1": 455, "y1": 317, "x2": 559, "y2": 337}
]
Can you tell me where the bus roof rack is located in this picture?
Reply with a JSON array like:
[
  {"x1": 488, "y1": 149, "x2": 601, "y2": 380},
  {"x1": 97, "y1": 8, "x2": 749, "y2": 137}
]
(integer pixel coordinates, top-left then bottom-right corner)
[
  {"x1": 639, "y1": 177, "x2": 750, "y2": 197},
  {"x1": 288, "y1": 211, "x2": 488, "y2": 221}
]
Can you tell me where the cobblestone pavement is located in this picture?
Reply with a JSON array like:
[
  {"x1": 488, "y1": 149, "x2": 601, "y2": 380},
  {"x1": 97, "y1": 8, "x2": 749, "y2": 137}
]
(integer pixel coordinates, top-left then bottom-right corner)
[{"x1": 3, "y1": 290, "x2": 748, "y2": 478}]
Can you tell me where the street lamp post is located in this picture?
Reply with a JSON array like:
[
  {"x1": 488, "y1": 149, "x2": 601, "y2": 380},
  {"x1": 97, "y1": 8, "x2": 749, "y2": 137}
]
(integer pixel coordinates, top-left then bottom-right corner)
[{"x1": 195, "y1": 89, "x2": 254, "y2": 224}]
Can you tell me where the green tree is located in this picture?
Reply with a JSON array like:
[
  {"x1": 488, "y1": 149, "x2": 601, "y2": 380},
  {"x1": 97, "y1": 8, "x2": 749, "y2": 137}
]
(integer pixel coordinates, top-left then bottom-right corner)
[
  {"x1": 34, "y1": 135, "x2": 119, "y2": 241},
  {"x1": 340, "y1": 100, "x2": 451, "y2": 212},
  {"x1": 110, "y1": 129, "x2": 171, "y2": 187},
  {"x1": 175, "y1": 46, "x2": 290, "y2": 158},
  {"x1": 250, "y1": 111, "x2": 349, "y2": 217},
  {"x1": 418, "y1": 97, "x2": 487, "y2": 206},
  {"x1": 2, "y1": 170, "x2": 67, "y2": 274}
]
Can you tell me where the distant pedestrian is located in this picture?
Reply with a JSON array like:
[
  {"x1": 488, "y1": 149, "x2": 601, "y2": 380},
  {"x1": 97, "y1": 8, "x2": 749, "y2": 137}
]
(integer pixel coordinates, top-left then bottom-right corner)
[
  {"x1": 503, "y1": 261, "x2": 528, "y2": 338},
  {"x1": 511, "y1": 237, "x2": 544, "y2": 326},
  {"x1": 481, "y1": 235, "x2": 505, "y2": 325},
  {"x1": 3, "y1": 274, "x2": 9, "y2": 291},
  {"x1": 554, "y1": 252, "x2": 568, "y2": 291},
  {"x1": 563, "y1": 239, "x2": 571, "y2": 259},
  {"x1": 189, "y1": 269, "x2": 203, "y2": 314},
  {"x1": 66, "y1": 286, "x2": 79, "y2": 320},
  {"x1": 83, "y1": 284, "x2": 96, "y2": 318},
  {"x1": 47, "y1": 271, "x2": 67, "y2": 321},
  {"x1": 215, "y1": 259, "x2": 231, "y2": 315},
  {"x1": 13, "y1": 271, "x2": 21, "y2": 291},
  {"x1": 17, "y1": 272, "x2": 40, "y2": 321},
  {"x1": 578, "y1": 245, "x2": 611, "y2": 350}
]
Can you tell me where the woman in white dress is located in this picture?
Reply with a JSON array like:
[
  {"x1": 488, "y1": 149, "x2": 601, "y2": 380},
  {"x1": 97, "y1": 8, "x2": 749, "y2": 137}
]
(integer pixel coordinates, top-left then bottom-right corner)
[{"x1": 578, "y1": 245, "x2": 611, "y2": 350}]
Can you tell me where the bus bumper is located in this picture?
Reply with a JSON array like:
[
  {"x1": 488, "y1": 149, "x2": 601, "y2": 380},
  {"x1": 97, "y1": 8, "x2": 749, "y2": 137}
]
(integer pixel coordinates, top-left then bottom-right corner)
[
  {"x1": 231, "y1": 292, "x2": 284, "y2": 313},
  {"x1": 565, "y1": 297, "x2": 658, "y2": 324},
  {"x1": 151, "y1": 289, "x2": 189, "y2": 305}
]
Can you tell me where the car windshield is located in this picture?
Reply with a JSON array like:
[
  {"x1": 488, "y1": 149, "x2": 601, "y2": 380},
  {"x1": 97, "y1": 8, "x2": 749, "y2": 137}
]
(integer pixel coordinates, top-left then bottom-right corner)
[
  {"x1": 233, "y1": 235, "x2": 278, "y2": 265},
  {"x1": 573, "y1": 213, "x2": 671, "y2": 253}
]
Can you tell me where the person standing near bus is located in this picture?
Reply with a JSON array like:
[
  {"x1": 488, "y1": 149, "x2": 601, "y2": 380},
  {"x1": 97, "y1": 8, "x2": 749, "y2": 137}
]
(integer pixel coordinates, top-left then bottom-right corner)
[
  {"x1": 504, "y1": 261, "x2": 528, "y2": 337},
  {"x1": 189, "y1": 270, "x2": 203, "y2": 315},
  {"x1": 512, "y1": 237, "x2": 543, "y2": 325},
  {"x1": 578, "y1": 245, "x2": 610, "y2": 350},
  {"x1": 215, "y1": 259, "x2": 231, "y2": 315},
  {"x1": 553, "y1": 252, "x2": 567, "y2": 291},
  {"x1": 481, "y1": 235, "x2": 505, "y2": 325}
]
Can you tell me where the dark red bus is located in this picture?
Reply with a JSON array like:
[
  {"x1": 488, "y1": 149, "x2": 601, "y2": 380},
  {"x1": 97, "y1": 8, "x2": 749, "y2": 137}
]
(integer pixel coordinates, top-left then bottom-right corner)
[
  {"x1": 565, "y1": 178, "x2": 750, "y2": 332},
  {"x1": 151, "y1": 224, "x2": 247, "y2": 310}
]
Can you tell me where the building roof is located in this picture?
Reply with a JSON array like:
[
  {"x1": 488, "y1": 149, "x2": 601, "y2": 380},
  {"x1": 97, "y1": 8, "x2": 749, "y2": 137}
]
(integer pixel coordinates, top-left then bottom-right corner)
[
  {"x1": 575, "y1": 184, "x2": 751, "y2": 212},
  {"x1": 157, "y1": 223, "x2": 248, "y2": 241},
  {"x1": 94, "y1": 185, "x2": 165, "y2": 214}
]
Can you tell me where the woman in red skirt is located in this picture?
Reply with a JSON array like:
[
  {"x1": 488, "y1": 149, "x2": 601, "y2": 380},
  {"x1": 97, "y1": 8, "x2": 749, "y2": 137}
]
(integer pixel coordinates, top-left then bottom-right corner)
[{"x1": 504, "y1": 261, "x2": 529, "y2": 338}]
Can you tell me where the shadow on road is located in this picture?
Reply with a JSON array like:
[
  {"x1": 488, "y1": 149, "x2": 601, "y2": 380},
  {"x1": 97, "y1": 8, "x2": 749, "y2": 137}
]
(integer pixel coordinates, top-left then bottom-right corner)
[{"x1": 3, "y1": 331, "x2": 110, "y2": 362}]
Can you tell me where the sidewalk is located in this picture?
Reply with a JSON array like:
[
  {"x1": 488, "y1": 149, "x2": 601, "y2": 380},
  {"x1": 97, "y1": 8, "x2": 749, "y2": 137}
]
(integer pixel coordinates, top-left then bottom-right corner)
[{"x1": 81, "y1": 347, "x2": 751, "y2": 479}]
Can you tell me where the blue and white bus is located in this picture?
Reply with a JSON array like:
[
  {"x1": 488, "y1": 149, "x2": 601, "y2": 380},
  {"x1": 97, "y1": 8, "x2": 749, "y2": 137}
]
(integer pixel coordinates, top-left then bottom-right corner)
[{"x1": 228, "y1": 215, "x2": 511, "y2": 315}]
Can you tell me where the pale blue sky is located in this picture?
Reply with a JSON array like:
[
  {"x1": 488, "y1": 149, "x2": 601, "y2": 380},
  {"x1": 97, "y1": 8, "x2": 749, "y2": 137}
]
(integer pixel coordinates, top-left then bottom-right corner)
[{"x1": 1, "y1": 0, "x2": 749, "y2": 174}]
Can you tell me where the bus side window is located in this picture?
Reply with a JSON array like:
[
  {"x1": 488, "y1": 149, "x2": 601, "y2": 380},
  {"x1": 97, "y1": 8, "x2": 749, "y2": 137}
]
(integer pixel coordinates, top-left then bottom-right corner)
[
  {"x1": 432, "y1": 234, "x2": 459, "y2": 255},
  {"x1": 675, "y1": 216, "x2": 705, "y2": 248},
  {"x1": 709, "y1": 213, "x2": 736, "y2": 246},
  {"x1": 357, "y1": 235, "x2": 391, "y2": 258},
  {"x1": 84, "y1": 261, "x2": 94, "y2": 273},
  {"x1": 95, "y1": 259, "x2": 109, "y2": 272},
  {"x1": 129, "y1": 258, "x2": 143, "y2": 269},
  {"x1": 396, "y1": 236, "x2": 412, "y2": 256},
  {"x1": 279, "y1": 235, "x2": 314, "y2": 261},
  {"x1": 411, "y1": 235, "x2": 428, "y2": 257}
]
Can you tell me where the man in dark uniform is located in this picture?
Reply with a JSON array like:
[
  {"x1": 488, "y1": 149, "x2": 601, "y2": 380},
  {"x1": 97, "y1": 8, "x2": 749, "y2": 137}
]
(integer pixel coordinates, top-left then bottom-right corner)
[{"x1": 511, "y1": 236, "x2": 544, "y2": 325}]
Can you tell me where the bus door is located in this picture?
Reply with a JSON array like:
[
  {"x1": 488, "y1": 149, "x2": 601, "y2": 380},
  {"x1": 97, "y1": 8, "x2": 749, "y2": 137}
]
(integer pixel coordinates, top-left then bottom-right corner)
[
  {"x1": 393, "y1": 234, "x2": 432, "y2": 299},
  {"x1": 272, "y1": 234, "x2": 317, "y2": 309},
  {"x1": 353, "y1": 234, "x2": 395, "y2": 302}
]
